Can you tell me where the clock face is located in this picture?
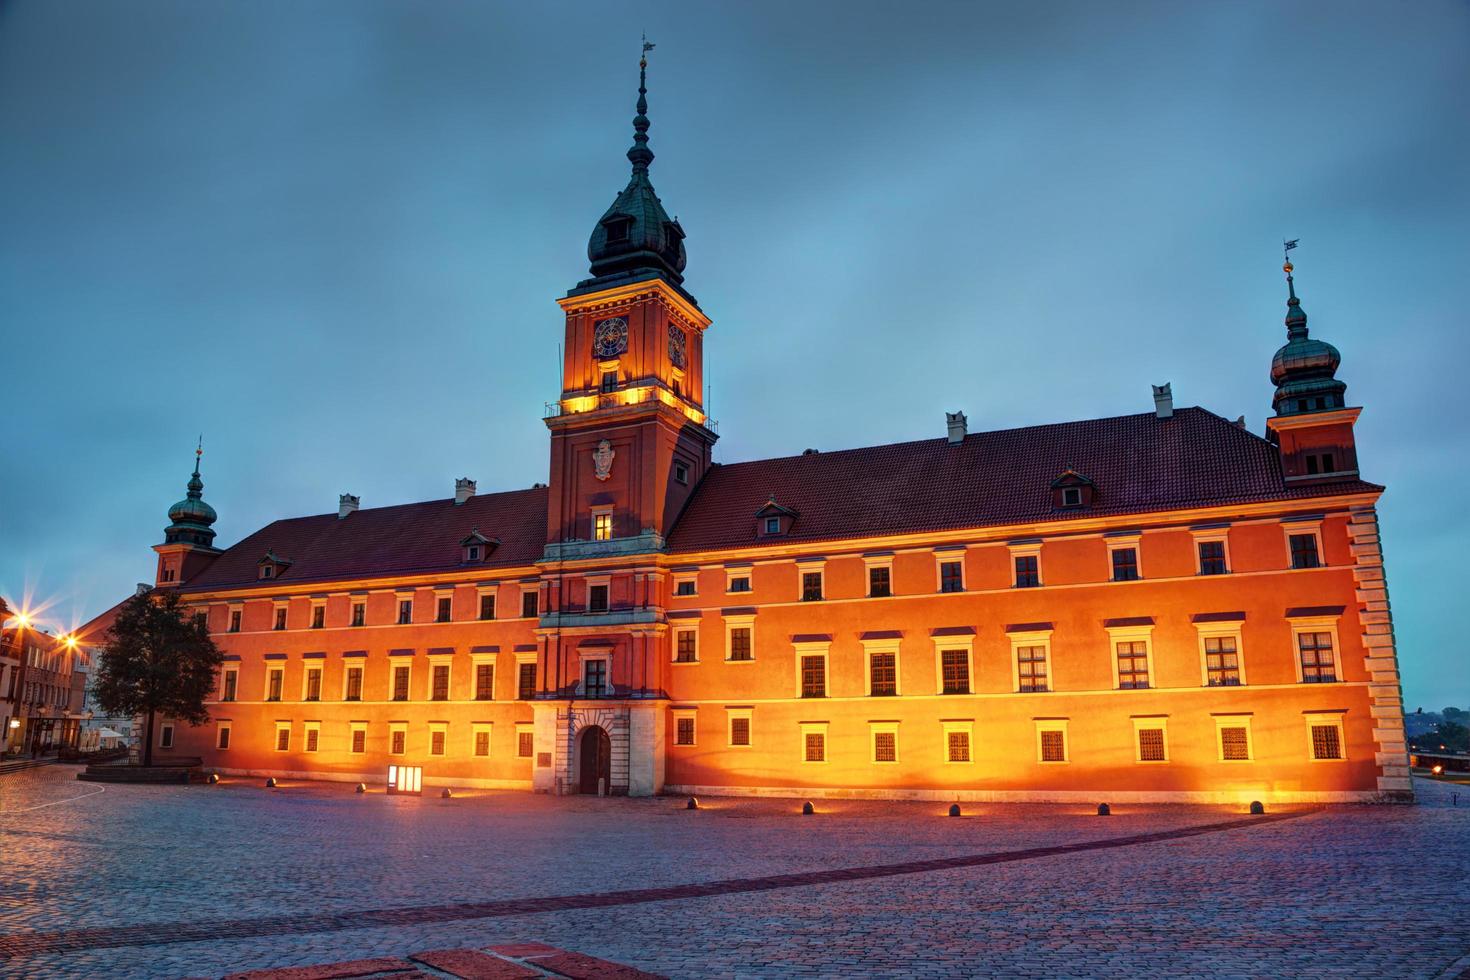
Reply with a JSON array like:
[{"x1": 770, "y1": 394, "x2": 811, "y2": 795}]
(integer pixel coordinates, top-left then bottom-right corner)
[
  {"x1": 667, "y1": 323, "x2": 687, "y2": 368},
  {"x1": 592, "y1": 317, "x2": 628, "y2": 360}
]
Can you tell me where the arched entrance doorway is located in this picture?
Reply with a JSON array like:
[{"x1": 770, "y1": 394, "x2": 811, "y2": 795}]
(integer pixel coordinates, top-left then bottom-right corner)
[{"x1": 578, "y1": 725, "x2": 612, "y2": 795}]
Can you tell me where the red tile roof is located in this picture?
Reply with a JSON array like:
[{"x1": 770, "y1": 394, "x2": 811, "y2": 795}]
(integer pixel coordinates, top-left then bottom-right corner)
[
  {"x1": 664, "y1": 407, "x2": 1380, "y2": 553},
  {"x1": 180, "y1": 407, "x2": 1379, "y2": 593},
  {"x1": 181, "y1": 487, "x2": 548, "y2": 592}
]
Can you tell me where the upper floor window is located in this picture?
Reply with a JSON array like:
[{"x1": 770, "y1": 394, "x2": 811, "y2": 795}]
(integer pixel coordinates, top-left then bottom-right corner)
[
  {"x1": 868, "y1": 652, "x2": 896, "y2": 696},
  {"x1": 588, "y1": 584, "x2": 609, "y2": 613},
  {"x1": 765, "y1": 517, "x2": 781, "y2": 534},
  {"x1": 1297, "y1": 631, "x2": 1338, "y2": 683},
  {"x1": 868, "y1": 566, "x2": 892, "y2": 599},
  {"x1": 939, "y1": 560, "x2": 964, "y2": 593},
  {"x1": 1016, "y1": 644, "x2": 1049, "y2": 692},
  {"x1": 475, "y1": 663, "x2": 494, "y2": 700},
  {"x1": 431, "y1": 664, "x2": 449, "y2": 701},
  {"x1": 397, "y1": 599, "x2": 413, "y2": 624},
  {"x1": 345, "y1": 666, "x2": 363, "y2": 701},
  {"x1": 229, "y1": 610, "x2": 241, "y2": 633},
  {"x1": 1013, "y1": 555, "x2": 1040, "y2": 588},
  {"x1": 1061, "y1": 487, "x2": 1082, "y2": 507},
  {"x1": 583, "y1": 659, "x2": 608, "y2": 698},
  {"x1": 1197, "y1": 540, "x2": 1228, "y2": 575},
  {"x1": 728, "y1": 574, "x2": 751, "y2": 593},
  {"x1": 800, "y1": 654, "x2": 826, "y2": 698},
  {"x1": 521, "y1": 590, "x2": 539, "y2": 619},
  {"x1": 467, "y1": 545, "x2": 479, "y2": 561},
  {"x1": 1204, "y1": 635, "x2": 1242, "y2": 686},
  {"x1": 311, "y1": 606, "x2": 324, "y2": 629},
  {"x1": 518, "y1": 661, "x2": 537, "y2": 700},
  {"x1": 940, "y1": 649, "x2": 970, "y2": 695},
  {"x1": 675, "y1": 629, "x2": 697, "y2": 663},
  {"x1": 1115, "y1": 640, "x2": 1151, "y2": 689},
  {"x1": 600, "y1": 370, "x2": 618, "y2": 393},
  {"x1": 304, "y1": 667, "x2": 322, "y2": 702},
  {"x1": 266, "y1": 668, "x2": 283, "y2": 702},
  {"x1": 674, "y1": 462, "x2": 689, "y2": 485},
  {"x1": 674, "y1": 578, "x2": 697, "y2": 597},
  {"x1": 351, "y1": 602, "x2": 365, "y2": 627},
  {"x1": 436, "y1": 597, "x2": 452, "y2": 623},
  {"x1": 728, "y1": 626, "x2": 753, "y2": 662},
  {"x1": 479, "y1": 594, "x2": 496, "y2": 620},
  {"x1": 1289, "y1": 533, "x2": 1321, "y2": 569},
  {"x1": 593, "y1": 512, "x2": 613, "y2": 541},
  {"x1": 221, "y1": 670, "x2": 237, "y2": 702},
  {"x1": 1111, "y1": 547, "x2": 1139, "y2": 582},
  {"x1": 273, "y1": 608, "x2": 287, "y2": 631},
  {"x1": 392, "y1": 665, "x2": 410, "y2": 701},
  {"x1": 1304, "y1": 452, "x2": 1336, "y2": 475},
  {"x1": 259, "y1": 566, "x2": 273, "y2": 580},
  {"x1": 801, "y1": 571, "x2": 823, "y2": 602}
]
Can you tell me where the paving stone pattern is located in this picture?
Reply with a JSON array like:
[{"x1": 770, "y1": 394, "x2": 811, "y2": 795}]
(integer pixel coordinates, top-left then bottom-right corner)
[{"x1": 0, "y1": 768, "x2": 1466, "y2": 979}]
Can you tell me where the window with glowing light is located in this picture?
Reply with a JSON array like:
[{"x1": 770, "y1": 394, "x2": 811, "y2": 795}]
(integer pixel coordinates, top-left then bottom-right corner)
[
  {"x1": 1204, "y1": 635, "x2": 1242, "y2": 686},
  {"x1": 1115, "y1": 641, "x2": 1150, "y2": 689},
  {"x1": 1297, "y1": 631, "x2": 1337, "y2": 683},
  {"x1": 1016, "y1": 645, "x2": 1049, "y2": 693},
  {"x1": 593, "y1": 512, "x2": 613, "y2": 541}
]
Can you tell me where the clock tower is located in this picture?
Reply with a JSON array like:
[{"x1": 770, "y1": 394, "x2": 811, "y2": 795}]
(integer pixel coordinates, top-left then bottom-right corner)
[
  {"x1": 543, "y1": 49, "x2": 716, "y2": 555},
  {"x1": 532, "y1": 45, "x2": 716, "y2": 796}
]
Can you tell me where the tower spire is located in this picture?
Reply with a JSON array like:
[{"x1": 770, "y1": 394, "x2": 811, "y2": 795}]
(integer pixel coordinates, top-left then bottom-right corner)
[
  {"x1": 164, "y1": 438, "x2": 218, "y2": 547},
  {"x1": 1269, "y1": 242, "x2": 1346, "y2": 416},
  {"x1": 628, "y1": 36, "x2": 656, "y2": 174},
  {"x1": 1282, "y1": 238, "x2": 1307, "y2": 340}
]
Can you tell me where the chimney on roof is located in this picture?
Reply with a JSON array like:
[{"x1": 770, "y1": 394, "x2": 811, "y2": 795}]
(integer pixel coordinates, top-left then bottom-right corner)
[
  {"x1": 134, "y1": 583, "x2": 152, "y2": 596},
  {"x1": 338, "y1": 493, "x2": 360, "y2": 519},
  {"x1": 946, "y1": 411, "x2": 968, "y2": 444},
  {"x1": 1235, "y1": 415, "x2": 1246, "y2": 429},
  {"x1": 455, "y1": 478, "x2": 476, "y2": 506},
  {"x1": 1151, "y1": 383, "x2": 1173, "y2": 419}
]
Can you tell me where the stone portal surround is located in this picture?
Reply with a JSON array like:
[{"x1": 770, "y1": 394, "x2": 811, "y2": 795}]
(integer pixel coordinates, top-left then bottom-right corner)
[
  {"x1": 556, "y1": 705, "x2": 631, "y2": 794},
  {"x1": 1349, "y1": 504, "x2": 1412, "y2": 800}
]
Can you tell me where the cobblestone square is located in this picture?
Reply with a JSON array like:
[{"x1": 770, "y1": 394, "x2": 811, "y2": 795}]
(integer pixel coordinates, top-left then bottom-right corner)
[{"x1": 1, "y1": 768, "x2": 1466, "y2": 979}]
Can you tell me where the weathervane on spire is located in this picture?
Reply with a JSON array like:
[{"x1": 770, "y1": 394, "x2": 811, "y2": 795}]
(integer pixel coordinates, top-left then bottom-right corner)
[
  {"x1": 642, "y1": 34, "x2": 655, "y2": 67},
  {"x1": 1283, "y1": 238, "x2": 1299, "y2": 272},
  {"x1": 193, "y1": 435, "x2": 203, "y2": 475}
]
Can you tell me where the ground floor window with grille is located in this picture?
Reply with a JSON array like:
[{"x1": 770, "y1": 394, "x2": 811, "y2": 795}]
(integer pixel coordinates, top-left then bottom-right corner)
[
  {"x1": 517, "y1": 728, "x2": 534, "y2": 758},
  {"x1": 473, "y1": 727, "x2": 491, "y2": 757},
  {"x1": 1297, "y1": 631, "x2": 1337, "y2": 683},
  {"x1": 274, "y1": 725, "x2": 290, "y2": 752},
  {"x1": 802, "y1": 726, "x2": 827, "y2": 763},
  {"x1": 1036, "y1": 722, "x2": 1068, "y2": 763},
  {"x1": 728, "y1": 713, "x2": 752, "y2": 747},
  {"x1": 1217, "y1": 722, "x2": 1251, "y2": 761},
  {"x1": 1016, "y1": 644, "x2": 1048, "y2": 692},
  {"x1": 946, "y1": 728, "x2": 971, "y2": 763},
  {"x1": 1115, "y1": 641, "x2": 1150, "y2": 689},
  {"x1": 871, "y1": 725, "x2": 898, "y2": 763},
  {"x1": 1135, "y1": 724, "x2": 1166, "y2": 762},
  {"x1": 351, "y1": 726, "x2": 366, "y2": 754},
  {"x1": 1204, "y1": 635, "x2": 1241, "y2": 686},
  {"x1": 1308, "y1": 717, "x2": 1345, "y2": 760},
  {"x1": 390, "y1": 728, "x2": 407, "y2": 755},
  {"x1": 430, "y1": 726, "x2": 446, "y2": 756},
  {"x1": 305, "y1": 724, "x2": 320, "y2": 753}
]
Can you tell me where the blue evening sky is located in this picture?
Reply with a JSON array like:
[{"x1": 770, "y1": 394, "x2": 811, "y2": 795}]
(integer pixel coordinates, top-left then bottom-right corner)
[{"x1": 1, "y1": 2, "x2": 1465, "y2": 708}]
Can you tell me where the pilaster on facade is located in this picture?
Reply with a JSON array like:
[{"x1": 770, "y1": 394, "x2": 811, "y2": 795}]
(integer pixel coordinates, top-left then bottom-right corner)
[{"x1": 1348, "y1": 504, "x2": 1412, "y2": 800}]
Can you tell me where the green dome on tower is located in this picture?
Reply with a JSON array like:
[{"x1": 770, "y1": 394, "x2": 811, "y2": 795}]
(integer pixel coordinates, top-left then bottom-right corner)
[
  {"x1": 1270, "y1": 260, "x2": 1347, "y2": 417},
  {"x1": 164, "y1": 444, "x2": 218, "y2": 547}
]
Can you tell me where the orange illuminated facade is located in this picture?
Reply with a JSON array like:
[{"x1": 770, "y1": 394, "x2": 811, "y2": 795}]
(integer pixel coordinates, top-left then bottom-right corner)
[{"x1": 87, "y1": 59, "x2": 1411, "y2": 804}]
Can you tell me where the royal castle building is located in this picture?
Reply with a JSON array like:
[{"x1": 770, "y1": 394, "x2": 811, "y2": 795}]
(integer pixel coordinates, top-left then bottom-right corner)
[{"x1": 100, "y1": 57, "x2": 1411, "y2": 803}]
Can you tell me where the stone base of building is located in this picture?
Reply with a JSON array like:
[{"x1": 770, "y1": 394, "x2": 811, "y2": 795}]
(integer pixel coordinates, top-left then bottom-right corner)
[
  {"x1": 664, "y1": 783, "x2": 1412, "y2": 805},
  {"x1": 212, "y1": 767, "x2": 534, "y2": 791}
]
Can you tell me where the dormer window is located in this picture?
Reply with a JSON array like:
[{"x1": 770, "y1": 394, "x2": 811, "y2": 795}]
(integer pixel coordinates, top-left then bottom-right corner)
[
  {"x1": 257, "y1": 551, "x2": 291, "y2": 581},
  {"x1": 1050, "y1": 469, "x2": 1096, "y2": 510},
  {"x1": 755, "y1": 497, "x2": 798, "y2": 538},
  {"x1": 675, "y1": 462, "x2": 689, "y2": 485},
  {"x1": 605, "y1": 216, "x2": 632, "y2": 244},
  {"x1": 460, "y1": 529, "x2": 499, "y2": 564}
]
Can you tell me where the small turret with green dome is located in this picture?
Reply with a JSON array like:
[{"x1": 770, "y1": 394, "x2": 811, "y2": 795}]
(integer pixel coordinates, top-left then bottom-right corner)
[
  {"x1": 572, "y1": 39, "x2": 691, "y2": 302},
  {"x1": 1270, "y1": 254, "x2": 1347, "y2": 417},
  {"x1": 164, "y1": 441, "x2": 218, "y2": 548}
]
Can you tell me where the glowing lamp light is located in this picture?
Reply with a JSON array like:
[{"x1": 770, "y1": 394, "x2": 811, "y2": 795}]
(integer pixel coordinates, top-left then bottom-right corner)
[
  {"x1": 387, "y1": 764, "x2": 422, "y2": 795},
  {"x1": 1432, "y1": 765, "x2": 1444, "y2": 776},
  {"x1": 7, "y1": 719, "x2": 18, "y2": 730},
  {"x1": 12, "y1": 612, "x2": 30, "y2": 628},
  {"x1": 63, "y1": 635, "x2": 78, "y2": 649}
]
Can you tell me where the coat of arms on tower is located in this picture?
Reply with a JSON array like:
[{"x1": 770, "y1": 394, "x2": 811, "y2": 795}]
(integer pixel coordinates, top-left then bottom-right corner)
[{"x1": 593, "y1": 439, "x2": 616, "y2": 481}]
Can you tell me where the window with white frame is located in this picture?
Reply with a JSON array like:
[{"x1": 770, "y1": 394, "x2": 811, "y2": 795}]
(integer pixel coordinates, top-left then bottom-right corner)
[
  {"x1": 727, "y1": 708, "x2": 752, "y2": 747},
  {"x1": 943, "y1": 721, "x2": 973, "y2": 763},
  {"x1": 221, "y1": 667, "x2": 238, "y2": 702},
  {"x1": 1306, "y1": 713, "x2": 1346, "y2": 761},
  {"x1": 1009, "y1": 629, "x2": 1052, "y2": 693},
  {"x1": 472, "y1": 656, "x2": 496, "y2": 700},
  {"x1": 1214, "y1": 716, "x2": 1253, "y2": 762},
  {"x1": 1282, "y1": 518, "x2": 1324, "y2": 570},
  {"x1": 580, "y1": 654, "x2": 611, "y2": 698},
  {"x1": 1193, "y1": 529, "x2": 1230, "y2": 575},
  {"x1": 799, "y1": 565, "x2": 824, "y2": 602},
  {"x1": 1035, "y1": 719, "x2": 1068, "y2": 763},
  {"x1": 800, "y1": 722, "x2": 828, "y2": 763},
  {"x1": 1290, "y1": 615, "x2": 1341, "y2": 683},
  {"x1": 310, "y1": 602, "x2": 325, "y2": 629},
  {"x1": 273, "y1": 722, "x2": 290, "y2": 752},
  {"x1": 1010, "y1": 543, "x2": 1042, "y2": 588},
  {"x1": 429, "y1": 722, "x2": 447, "y2": 756},
  {"x1": 1107, "y1": 535, "x2": 1141, "y2": 582},
  {"x1": 472, "y1": 722, "x2": 492, "y2": 757},
  {"x1": 1132, "y1": 717, "x2": 1168, "y2": 763},
  {"x1": 350, "y1": 722, "x2": 367, "y2": 754},
  {"x1": 863, "y1": 639, "x2": 900, "y2": 697},
  {"x1": 429, "y1": 659, "x2": 452, "y2": 701},
  {"x1": 592, "y1": 508, "x2": 613, "y2": 542},
  {"x1": 936, "y1": 551, "x2": 965, "y2": 593},
  {"x1": 397, "y1": 595, "x2": 414, "y2": 624},
  {"x1": 391, "y1": 663, "x2": 411, "y2": 701},
  {"x1": 673, "y1": 627, "x2": 698, "y2": 664},
  {"x1": 343, "y1": 663, "x2": 364, "y2": 701},
  {"x1": 304, "y1": 721, "x2": 321, "y2": 753},
  {"x1": 1195, "y1": 623, "x2": 1245, "y2": 687},
  {"x1": 726, "y1": 567, "x2": 752, "y2": 593},
  {"x1": 864, "y1": 556, "x2": 893, "y2": 598},
  {"x1": 673, "y1": 573, "x2": 698, "y2": 597},
  {"x1": 673, "y1": 709, "x2": 696, "y2": 746},
  {"x1": 725, "y1": 615, "x2": 755, "y2": 662},
  {"x1": 870, "y1": 722, "x2": 899, "y2": 763},
  {"x1": 795, "y1": 640, "x2": 829, "y2": 698},
  {"x1": 389, "y1": 722, "x2": 407, "y2": 756},
  {"x1": 516, "y1": 723, "x2": 534, "y2": 758},
  {"x1": 936, "y1": 639, "x2": 973, "y2": 695},
  {"x1": 1107, "y1": 624, "x2": 1154, "y2": 690},
  {"x1": 303, "y1": 665, "x2": 323, "y2": 702},
  {"x1": 265, "y1": 666, "x2": 284, "y2": 702}
]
